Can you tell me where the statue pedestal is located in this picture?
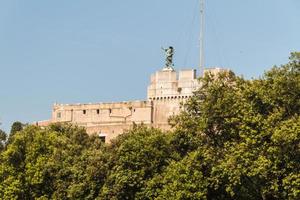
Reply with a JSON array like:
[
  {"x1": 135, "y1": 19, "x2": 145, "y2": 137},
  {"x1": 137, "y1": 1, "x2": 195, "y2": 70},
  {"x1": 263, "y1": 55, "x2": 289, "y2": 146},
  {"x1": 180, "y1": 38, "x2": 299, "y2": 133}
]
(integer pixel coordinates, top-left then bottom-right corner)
[{"x1": 162, "y1": 66, "x2": 175, "y2": 72}]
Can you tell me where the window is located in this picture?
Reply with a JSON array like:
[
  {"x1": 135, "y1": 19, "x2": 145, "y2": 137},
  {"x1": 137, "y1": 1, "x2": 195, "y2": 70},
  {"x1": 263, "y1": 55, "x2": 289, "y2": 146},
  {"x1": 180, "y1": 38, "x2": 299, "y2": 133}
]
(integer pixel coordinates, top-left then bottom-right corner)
[
  {"x1": 97, "y1": 109, "x2": 100, "y2": 114},
  {"x1": 83, "y1": 110, "x2": 86, "y2": 115},
  {"x1": 99, "y1": 132, "x2": 107, "y2": 143},
  {"x1": 57, "y1": 112, "x2": 61, "y2": 118},
  {"x1": 109, "y1": 108, "x2": 112, "y2": 114},
  {"x1": 99, "y1": 136, "x2": 106, "y2": 143}
]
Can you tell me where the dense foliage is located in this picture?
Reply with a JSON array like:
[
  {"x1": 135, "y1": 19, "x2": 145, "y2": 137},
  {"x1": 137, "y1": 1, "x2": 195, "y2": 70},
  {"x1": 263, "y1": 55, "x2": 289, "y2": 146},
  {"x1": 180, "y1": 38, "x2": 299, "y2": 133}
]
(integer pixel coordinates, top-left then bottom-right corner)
[
  {"x1": 0, "y1": 53, "x2": 299, "y2": 199},
  {"x1": 0, "y1": 129, "x2": 6, "y2": 152},
  {"x1": 6, "y1": 121, "x2": 26, "y2": 145}
]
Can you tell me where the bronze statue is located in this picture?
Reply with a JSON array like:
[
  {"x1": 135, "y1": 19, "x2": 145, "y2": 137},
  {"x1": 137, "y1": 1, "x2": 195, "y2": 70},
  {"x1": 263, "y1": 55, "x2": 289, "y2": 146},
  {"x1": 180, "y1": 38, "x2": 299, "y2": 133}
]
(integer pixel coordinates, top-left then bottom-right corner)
[{"x1": 162, "y1": 46, "x2": 174, "y2": 68}]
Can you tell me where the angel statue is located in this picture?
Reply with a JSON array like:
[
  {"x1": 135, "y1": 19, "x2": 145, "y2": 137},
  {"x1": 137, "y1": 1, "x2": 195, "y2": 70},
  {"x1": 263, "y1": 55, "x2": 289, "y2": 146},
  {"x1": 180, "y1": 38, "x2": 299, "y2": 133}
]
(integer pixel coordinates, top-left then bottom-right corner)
[{"x1": 162, "y1": 46, "x2": 174, "y2": 68}]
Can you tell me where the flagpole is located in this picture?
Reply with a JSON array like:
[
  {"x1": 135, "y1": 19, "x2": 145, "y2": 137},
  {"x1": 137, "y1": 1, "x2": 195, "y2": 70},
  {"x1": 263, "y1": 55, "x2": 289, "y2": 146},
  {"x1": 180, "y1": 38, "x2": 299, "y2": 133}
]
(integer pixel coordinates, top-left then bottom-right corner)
[{"x1": 200, "y1": 0, "x2": 205, "y2": 76}]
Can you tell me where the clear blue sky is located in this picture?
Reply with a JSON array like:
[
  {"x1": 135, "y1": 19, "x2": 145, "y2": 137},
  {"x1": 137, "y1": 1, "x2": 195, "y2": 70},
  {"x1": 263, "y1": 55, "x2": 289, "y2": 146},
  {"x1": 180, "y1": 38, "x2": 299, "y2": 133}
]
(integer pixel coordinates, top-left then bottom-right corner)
[{"x1": 0, "y1": 0, "x2": 299, "y2": 132}]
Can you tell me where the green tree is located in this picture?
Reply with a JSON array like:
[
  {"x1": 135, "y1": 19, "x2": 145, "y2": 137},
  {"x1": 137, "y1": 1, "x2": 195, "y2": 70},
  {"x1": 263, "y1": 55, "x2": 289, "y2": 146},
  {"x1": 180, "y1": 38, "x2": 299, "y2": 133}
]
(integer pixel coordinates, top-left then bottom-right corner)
[
  {"x1": 289, "y1": 52, "x2": 300, "y2": 62},
  {"x1": 144, "y1": 151, "x2": 210, "y2": 200},
  {"x1": 167, "y1": 52, "x2": 300, "y2": 199},
  {"x1": 6, "y1": 121, "x2": 26, "y2": 145},
  {"x1": 100, "y1": 126, "x2": 176, "y2": 200},
  {"x1": 10, "y1": 121, "x2": 25, "y2": 135},
  {"x1": 0, "y1": 129, "x2": 6, "y2": 152},
  {"x1": 0, "y1": 123, "x2": 108, "y2": 200}
]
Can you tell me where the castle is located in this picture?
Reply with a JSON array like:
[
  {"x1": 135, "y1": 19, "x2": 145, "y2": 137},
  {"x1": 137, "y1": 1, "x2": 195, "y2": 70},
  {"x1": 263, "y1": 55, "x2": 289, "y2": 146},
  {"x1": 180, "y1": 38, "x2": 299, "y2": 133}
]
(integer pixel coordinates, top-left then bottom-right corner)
[{"x1": 37, "y1": 48, "x2": 226, "y2": 142}]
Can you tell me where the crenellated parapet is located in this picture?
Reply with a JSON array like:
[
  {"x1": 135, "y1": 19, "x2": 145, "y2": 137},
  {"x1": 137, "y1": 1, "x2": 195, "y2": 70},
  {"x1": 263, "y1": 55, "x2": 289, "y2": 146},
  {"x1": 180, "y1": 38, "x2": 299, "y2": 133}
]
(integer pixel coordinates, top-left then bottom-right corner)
[{"x1": 147, "y1": 68, "x2": 199, "y2": 100}]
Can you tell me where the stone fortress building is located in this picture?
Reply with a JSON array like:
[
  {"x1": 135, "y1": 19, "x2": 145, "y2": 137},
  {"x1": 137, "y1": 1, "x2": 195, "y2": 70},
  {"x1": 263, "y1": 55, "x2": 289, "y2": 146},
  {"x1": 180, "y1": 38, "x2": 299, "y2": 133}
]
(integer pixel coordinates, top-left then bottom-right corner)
[{"x1": 38, "y1": 47, "x2": 227, "y2": 142}]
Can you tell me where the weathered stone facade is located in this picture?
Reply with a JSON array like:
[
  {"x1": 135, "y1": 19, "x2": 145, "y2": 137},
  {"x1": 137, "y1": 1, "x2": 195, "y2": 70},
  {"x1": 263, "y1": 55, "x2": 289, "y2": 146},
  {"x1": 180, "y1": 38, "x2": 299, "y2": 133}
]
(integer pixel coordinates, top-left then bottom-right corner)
[{"x1": 38, "y1": 67, "x2": 226, "y2": 142}]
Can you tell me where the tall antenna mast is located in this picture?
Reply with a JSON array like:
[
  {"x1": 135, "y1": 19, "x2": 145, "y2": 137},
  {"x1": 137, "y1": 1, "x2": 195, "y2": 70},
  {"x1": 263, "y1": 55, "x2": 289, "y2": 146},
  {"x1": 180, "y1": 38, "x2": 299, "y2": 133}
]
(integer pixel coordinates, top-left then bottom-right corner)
[{"x1": 200, "y1": 0, "x2": 205, "y2": 76}]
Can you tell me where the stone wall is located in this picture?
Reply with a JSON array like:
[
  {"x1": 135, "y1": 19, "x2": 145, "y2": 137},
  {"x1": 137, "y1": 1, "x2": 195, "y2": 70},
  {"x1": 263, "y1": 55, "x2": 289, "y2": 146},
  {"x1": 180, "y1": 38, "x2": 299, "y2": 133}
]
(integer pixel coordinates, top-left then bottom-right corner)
[{"x1": 51, "y1": 101, "x2": 153, "y2": 142}]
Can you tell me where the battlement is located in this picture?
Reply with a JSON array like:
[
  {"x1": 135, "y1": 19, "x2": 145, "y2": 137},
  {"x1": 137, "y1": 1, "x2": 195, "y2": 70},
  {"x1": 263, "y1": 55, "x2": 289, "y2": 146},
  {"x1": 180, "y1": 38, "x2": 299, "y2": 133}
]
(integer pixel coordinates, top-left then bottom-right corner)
[
  {"x1": 147, "y1": 69, "x2": 199, "y2": 100},
  {"x1": 52, "y1": 100, "x2": 152, "y2": 124}
]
